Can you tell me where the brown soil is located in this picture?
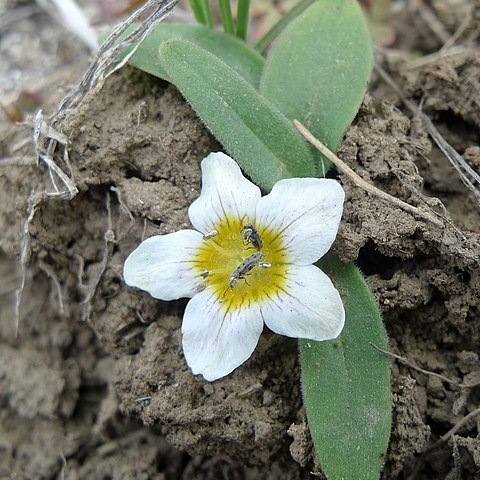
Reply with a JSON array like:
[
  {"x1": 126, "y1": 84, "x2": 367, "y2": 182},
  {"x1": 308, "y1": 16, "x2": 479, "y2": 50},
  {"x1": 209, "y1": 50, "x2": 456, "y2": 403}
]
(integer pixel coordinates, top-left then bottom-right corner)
[{"x1": 1, "y1": 1, "x2": 480, "y2": 479}]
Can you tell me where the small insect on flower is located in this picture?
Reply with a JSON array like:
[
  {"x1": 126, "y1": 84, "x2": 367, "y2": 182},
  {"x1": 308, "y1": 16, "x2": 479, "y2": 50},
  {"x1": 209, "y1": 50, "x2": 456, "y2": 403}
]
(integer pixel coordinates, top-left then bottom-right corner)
[
  {"x1": 123, "y1": 152, "x2": 345, "y2": 381},
  {"x1": 241, "y1": 223, "x2": 263, "y2": 250},
  {"x1": 228, "y1": 252, "x2": 270, "y2": 289}
]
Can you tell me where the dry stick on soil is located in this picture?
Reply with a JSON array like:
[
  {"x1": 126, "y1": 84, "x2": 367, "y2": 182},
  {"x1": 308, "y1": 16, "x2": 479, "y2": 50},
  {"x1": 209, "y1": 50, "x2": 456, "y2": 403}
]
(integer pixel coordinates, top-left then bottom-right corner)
[
  {"x1": 403, "y1": 46, "x2": 466, "y2": 71},
  {"x1": 451, "y1": 436, "x2": 462, "y2": 480},
  {"x1": 38, "y1": 259, "x2": 65, "y2": 316},
  {"x1": 110, "y1": 186, "x2": 135, "y2": 240},
  {"x1": 413, "y1": 0, "x2": 451, "y2": 43},
  {"x1": 374, "y1": 63, "x2": 480, "y2": 207},
  {"x1": 33, "y1": 110, "x2": 78, "y2": 199},
  {"x1": 406, "y1": 407, "x2": 480, "y2": 480},
  {"x1": 440, "y1": 5, "x2": 473, "y2": 53},
  {"x1": 429, "y1": 408, "x2": 480, "y2": 451},
  {"x1": 406, "y1": 5, "x2": 473, "y2": 71},
  {"x1": 80, "y1": 192, "x2": 116, "y2": 321},
  {"x1": 293, "y1": 120, "x2": 444, "y2": 227},
  {"x1": 369, "y1": 343, "x2": 480, "y2": 389},
  {"x1": 0, "y1": 156, "x2": 36, "y2": 167},
  {"x1": 395, "y1": 171, "x2": 468, "y2": 241},
  {"x1": 14, "y1": 192, "x2": 41, "y2": 335}
]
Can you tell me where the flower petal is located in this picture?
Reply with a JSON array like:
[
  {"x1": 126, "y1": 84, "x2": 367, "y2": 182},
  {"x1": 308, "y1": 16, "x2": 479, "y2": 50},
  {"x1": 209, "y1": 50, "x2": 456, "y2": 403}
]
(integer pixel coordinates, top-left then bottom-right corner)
[
  {"x1": 123, "y1": 230, "x2": 204, "y2": 301},
  {"x1": 182, "y1": 289, "x2": 263, "y2": 381},
  {"x1": 261, "y1": 264, "x2": 344, "y2": 341},
  {"x1": 256, "y1": 178, "x2": 344, "y2": 265},
  {"x1": 188, "y1": 152, "x2": 261, "y2": 234}
]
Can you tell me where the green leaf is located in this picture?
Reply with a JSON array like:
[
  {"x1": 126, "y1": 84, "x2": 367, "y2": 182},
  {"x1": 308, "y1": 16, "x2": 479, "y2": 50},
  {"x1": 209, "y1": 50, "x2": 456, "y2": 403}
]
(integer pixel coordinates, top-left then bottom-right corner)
[
  {"x1": 260, "y1": 0, "x2": 373, "y2": 174},
  {"x1": 101, "y1": 23, "x2": 264, "y2": 87},
  {"x1": 255, "y1": 0, "x2": 316, "y2": 53},
  {"x1": 300, "y1": 255, "x2": 391, "y2": 480},
  {"x1": 158, "y1": 39, "x2": 316, "y2": 190}
]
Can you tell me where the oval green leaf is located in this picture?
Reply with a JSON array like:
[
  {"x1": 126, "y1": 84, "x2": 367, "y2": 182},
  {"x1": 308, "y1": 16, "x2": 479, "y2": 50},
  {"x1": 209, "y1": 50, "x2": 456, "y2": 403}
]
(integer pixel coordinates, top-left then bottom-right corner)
[
  {"x1": 260, "y1": 0, "x2": 373, "y2": 173},
  {"x1": 101, "y1": 23, "x2": 264, "y2": 87},
  {"x1": 300, "y1": 255, "x2": 391, "y2": 480},
  {"x1": 158, "y1": 39, "x2": 316, "y2": 190}
]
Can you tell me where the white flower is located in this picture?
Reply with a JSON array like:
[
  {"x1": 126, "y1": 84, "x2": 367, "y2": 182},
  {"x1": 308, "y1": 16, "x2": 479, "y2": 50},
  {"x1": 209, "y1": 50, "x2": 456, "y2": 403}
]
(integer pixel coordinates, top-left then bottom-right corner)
[{"x1": 124, "y1": 153, "x2": 345, "y2": 381}]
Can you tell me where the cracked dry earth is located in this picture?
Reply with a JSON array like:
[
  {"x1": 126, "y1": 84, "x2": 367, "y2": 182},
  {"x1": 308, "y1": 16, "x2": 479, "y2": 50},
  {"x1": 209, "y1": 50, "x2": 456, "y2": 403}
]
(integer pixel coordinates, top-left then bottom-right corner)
[{"x1": 1, "y1": 7, "x2": 480, "y2": 480}]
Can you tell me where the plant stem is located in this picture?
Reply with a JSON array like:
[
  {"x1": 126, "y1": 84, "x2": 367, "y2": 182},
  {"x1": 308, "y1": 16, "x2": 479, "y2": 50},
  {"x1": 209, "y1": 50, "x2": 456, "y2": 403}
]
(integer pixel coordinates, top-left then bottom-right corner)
[
  {"x1": 219, "y1": 0, "x2": 235, "y2": 34},
  {"x1": 255, "y1": 0, "x2": 315, "y2": 53},
  {"x1": 236, "y1": 0, "x2": 250, "y2": 40},
  {"x1": 201, "y1": 0, "x2": 214, "y2": 28},
  {"x1": 189, "y1": 0, "x2": 206, "y2": 24}
]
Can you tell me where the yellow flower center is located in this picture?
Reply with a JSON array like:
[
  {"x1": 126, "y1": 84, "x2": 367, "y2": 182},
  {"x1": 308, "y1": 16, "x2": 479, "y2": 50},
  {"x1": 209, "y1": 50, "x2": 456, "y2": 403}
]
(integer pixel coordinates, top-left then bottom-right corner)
[{"x1": 192, "y1": 216, "x2": 288, "y2": 312}]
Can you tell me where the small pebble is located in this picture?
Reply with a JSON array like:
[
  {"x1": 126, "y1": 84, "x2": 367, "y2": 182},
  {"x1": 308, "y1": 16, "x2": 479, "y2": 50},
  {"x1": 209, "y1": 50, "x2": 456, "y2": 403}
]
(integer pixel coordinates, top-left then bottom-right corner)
[
  {"x1": 203, "y1": 384, "x2": 214, "y2": 396},
  {"x1": 262, "y1": 390, "x2": 275, "y2": 406}
]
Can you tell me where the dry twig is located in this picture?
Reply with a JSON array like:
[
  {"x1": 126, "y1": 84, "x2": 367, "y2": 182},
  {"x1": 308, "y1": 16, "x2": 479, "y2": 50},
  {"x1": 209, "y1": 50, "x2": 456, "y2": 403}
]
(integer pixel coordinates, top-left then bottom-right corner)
[
  {"x1": 413, "y1": 0, "x2": 450, "y2": 43},
  {"x1": 293, "y1": 120, "x2": 444, "y2": 227},
  {"x1": 79, "y1": 192, "x2": 116, "y2": 321},
  {"x1": 430, "y1": 407, "x2": 480, "y2": 450},
  {"x1": 407, "y1": 407, "x2": 480, "y2": 480},
  {"x1": 14, "y1": 192, "x2": 41, "y2": 335},
  {"x1": 370, "y1": 343, "x2": 480, "y2": 389},
  {"x1": 39, "y1": 259, "x2": 65, "y2": 316},
  {"x1": 374, "y1": 63, "x2": 480, "y2": 207}
]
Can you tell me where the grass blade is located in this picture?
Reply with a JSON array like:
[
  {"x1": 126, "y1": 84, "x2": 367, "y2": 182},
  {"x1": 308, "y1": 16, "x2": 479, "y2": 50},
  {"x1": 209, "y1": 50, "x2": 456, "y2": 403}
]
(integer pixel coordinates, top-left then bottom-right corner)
[
  {"x1": 236, "y1": 0, "x2": 250, "y2": 40},
  {"x1": 255, "y1": 0, "x2": 315, "y2": 53},
  {"x1": 189, "y1": 0, "x2": 207, "y2": 24},
  {"x1": 201, "y1": 0, "x2": 214, "y2": 27},
  {"x1": 219, "y1": 0, "x2": 235, "y2": 34}
]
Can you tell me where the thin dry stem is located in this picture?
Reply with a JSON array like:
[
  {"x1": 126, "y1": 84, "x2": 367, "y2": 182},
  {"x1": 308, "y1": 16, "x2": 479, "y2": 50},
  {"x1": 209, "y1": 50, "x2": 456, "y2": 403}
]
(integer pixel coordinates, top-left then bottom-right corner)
[
  {"x1": 403, "y1": 46, "x2": 466, "y2": 71},
  {"x1": 80, "y1": 192, "x2": 116, "y2": 321},
  {"x1": 414, "y1": 0, "x2": 450, "y2": 43},
  {"x1": 395, "y1": 171, "x2": 468, "y2": 241},
  {"x1": 293, "y1": 120, "x2": 444, "y2": 227},
  {"x1": 14, "y1": 192, "x2": 40, "y2": 335},
  {"x1": 237, "y1": 383, "x2": 263, "y2": 398},
  {"x1": 374, "y1": 63, "x2": 480, "y2": 207},
  {"x1": 39, "y1": 259, "x2": 65, "y2": 316},
  {"x1": 432, "y1": 408, "x2": 480, "y2": 449},
  {"x1": 110, "y1": 186, "x2": 135, "y2": 240},
  {"x1": 0, "y1": 156, "x2": 37, "y2": 167},
  {"x1": 370, "y1": 343, "x2": 480, "y2": 389},
  {"x1": 33, "y1": 111, "x2": 78, "y2": 199},
  {"x1": 407, "y1": 407, "x2": 480, "y2": 480},
  {"x1": 441, "y1": 5, "x2": 473, "y2": 52}
]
